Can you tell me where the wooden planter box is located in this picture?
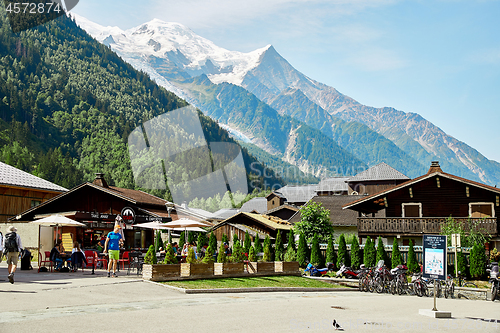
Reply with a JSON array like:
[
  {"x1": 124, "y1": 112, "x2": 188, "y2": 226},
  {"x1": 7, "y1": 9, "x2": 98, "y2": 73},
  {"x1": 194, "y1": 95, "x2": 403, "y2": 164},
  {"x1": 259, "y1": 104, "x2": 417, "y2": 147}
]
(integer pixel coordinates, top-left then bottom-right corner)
[
  {"x1": 214, "y1": 262, "x2": 244, "y2": 275},
  {"x1": 180, "y1": 263, "x2": 214, "y2": 277},
  {"x1": 142, "y1": 264, "x2": 181, "y2": 281},
  {"x1": 275, "y1": 261, "x2": 299, "y2": 273},
  {"x1": 247, "y1": 261, "x2": 275, "y2": 274}
]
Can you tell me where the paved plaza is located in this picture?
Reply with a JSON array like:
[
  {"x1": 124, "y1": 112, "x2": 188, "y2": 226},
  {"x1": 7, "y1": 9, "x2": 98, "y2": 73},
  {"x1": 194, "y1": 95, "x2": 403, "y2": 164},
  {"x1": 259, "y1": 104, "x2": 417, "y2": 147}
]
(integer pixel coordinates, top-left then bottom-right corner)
[{"x1": 0, "y1": 264, "x2": 499, "y2": 333}]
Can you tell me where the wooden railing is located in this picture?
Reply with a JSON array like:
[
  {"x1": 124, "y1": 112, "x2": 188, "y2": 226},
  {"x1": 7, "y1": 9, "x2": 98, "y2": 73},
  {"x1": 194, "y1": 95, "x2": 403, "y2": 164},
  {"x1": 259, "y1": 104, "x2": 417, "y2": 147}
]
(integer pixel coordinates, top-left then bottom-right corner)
[{"x1": 357, "y1": 217, "x2": 498, "y2": 236}]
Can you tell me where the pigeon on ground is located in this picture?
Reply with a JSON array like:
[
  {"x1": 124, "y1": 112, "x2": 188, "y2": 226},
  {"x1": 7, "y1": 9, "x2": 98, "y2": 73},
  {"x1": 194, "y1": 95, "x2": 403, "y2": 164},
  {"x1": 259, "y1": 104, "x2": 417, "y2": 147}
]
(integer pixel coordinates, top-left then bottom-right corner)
[{"x1": 333, "y1": 319, "x2": 344, "y2": 331}]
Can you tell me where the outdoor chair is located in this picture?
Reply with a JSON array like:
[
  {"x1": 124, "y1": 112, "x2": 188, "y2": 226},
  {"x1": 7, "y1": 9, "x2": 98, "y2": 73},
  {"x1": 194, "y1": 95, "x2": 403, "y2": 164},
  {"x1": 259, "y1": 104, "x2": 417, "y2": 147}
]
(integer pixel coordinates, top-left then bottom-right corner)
[
  {"x1": 84, "y1": 250, "x2": 95, "y2": 269},
  {"x1": 127, "y1": 251, "x2": 143, "y2": 275},
  {"x1": 118, "y1": 251, "x2": 130, "y2": 270},
  {"x1": 39, "y1": 251, "x2": 53, "y2": 272},
  {"x1": 95, "y1": 252, "x2": 108, "y2": 269}
]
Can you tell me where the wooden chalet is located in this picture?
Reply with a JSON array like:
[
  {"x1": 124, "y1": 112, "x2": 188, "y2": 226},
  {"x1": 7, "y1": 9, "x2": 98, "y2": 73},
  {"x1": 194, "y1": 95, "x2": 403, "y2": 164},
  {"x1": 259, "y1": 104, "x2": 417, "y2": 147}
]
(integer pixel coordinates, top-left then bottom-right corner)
[
  {"x1": 290, "y1": 195, "x2": 367, "y2": 240},
  {"x1": 343, "y1": 161, "x2": 500, "y2": 249},
  {"x1": 346, "y1": 162, "x2": 409, "y2": 195},
  {"x1": 211, "y1": 212, "x2": 293, "y2": 243},
  {"x1": 11, "y1": 173, "x2": 176, "y2": 251}
]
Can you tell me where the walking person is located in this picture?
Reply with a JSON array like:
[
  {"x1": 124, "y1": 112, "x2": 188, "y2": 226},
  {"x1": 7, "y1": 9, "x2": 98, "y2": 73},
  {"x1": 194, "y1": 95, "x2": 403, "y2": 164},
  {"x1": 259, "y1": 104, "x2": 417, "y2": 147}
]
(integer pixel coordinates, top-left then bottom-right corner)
[
  {"x1": 104, "y1": 225, "x2": 123, "y2": 278},
  {"x1": 3, "y1": 226, "x2": 23, "y2": 284}
]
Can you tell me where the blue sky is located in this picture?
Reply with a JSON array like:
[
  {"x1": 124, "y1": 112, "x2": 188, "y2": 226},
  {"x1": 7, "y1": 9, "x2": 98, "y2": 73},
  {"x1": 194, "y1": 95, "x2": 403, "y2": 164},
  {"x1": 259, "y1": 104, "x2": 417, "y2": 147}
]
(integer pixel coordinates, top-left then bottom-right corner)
[{"x1": 72, "y1": 0, "x2": 500, "y2": 162}]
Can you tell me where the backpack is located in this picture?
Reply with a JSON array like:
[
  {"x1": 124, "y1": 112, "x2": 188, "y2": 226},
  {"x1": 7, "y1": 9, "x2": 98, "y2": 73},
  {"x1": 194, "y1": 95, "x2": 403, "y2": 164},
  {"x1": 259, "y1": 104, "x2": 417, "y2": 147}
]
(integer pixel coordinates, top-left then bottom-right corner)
[{"x1": 4, "y1": 232, "x2": 18, "y2": 252}]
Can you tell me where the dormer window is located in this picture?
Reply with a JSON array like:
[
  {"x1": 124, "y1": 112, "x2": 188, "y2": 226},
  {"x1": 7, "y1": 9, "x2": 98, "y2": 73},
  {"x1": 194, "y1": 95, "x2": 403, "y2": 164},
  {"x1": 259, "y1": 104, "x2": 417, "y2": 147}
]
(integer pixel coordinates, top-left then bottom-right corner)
[{"x1": 402, "y1": 203, "x2": 422, "y2": 217}]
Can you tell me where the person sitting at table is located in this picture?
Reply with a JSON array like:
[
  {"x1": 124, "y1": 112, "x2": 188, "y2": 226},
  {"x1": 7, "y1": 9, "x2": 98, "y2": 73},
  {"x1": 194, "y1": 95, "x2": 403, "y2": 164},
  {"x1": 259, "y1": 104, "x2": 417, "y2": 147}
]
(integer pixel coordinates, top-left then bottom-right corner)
[
  {"x1": 181, "y1": 243, "x2": 189, "y2": 255},
  {"x1": 223, "y1": 242, "x2": 232, "y2": 255},
  {"x1": 70, "y1": 241, "x2": 87, "y2": 272},
  {"x1": 172, "y1": 242, "x2": 178, "y2": 254},
  {"x1": 50, "y1": 240, "x2": 65, "y2": 271},
  {"x1": 199, "y1": 244, "x2": 208, "y2": 258}
]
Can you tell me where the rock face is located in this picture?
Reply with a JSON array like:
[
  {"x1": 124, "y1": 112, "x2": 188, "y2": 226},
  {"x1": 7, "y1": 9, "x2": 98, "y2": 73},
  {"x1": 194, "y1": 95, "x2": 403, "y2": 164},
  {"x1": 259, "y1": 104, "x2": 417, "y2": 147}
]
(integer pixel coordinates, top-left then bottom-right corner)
[{"x1": 74, "y1": 14, "x2": 500, "y2": 185}]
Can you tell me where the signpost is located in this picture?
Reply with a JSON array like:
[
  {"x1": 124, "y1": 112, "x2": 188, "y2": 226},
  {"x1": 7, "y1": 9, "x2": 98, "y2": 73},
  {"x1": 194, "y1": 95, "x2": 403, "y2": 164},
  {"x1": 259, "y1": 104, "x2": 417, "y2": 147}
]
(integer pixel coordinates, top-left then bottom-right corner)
[
  {"x1": 423, "y1": 235, "x2": 447, "y2": 312},
  {"x1": 451, "y1": 233, "x2": 461, "y2": 278}
]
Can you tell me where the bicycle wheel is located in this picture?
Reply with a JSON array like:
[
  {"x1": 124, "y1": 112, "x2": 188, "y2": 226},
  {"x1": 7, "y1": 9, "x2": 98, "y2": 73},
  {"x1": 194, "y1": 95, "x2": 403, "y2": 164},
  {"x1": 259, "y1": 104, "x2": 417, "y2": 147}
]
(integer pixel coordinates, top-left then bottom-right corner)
[
  {"x1": 463, "y1": 282, "x2": 477, "y2": 289},
  {"x1": 422, "y1": 282, "x2": 429, "y2": 297},
  {"x1": 390, "y1": 279, "x2": 396, "y2": 295},
  {"x1": 375, "y1": 277, "x2": 384, "y2": 293},
  {"x1": 414, "y1": 281, "x2": 423, "y2": 297},
  {"x1": 444, "y1": 282, "x2": 454, "y2": 299}
]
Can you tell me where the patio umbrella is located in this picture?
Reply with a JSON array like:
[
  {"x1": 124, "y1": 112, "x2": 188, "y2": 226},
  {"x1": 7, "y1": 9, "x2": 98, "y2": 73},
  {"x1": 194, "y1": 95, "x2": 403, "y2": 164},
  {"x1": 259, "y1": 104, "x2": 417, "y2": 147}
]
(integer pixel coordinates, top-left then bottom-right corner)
[
  {"x1": 163, "y1": 218, "x2": 212, "y2": 242},
  {"x1": 132, "y1": 221, "x2": 172, "y2": 230},
  {"x1": 30, "y1": 214, "x2": 86, "y2": 268}
]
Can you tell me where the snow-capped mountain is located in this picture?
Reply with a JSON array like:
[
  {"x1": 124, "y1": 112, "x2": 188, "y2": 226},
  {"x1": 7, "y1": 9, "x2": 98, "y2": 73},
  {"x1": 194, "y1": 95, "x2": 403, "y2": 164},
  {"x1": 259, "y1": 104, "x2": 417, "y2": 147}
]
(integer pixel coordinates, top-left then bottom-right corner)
[{"x1": 72, "y1": 14, "x2": 500, "y2": 186}]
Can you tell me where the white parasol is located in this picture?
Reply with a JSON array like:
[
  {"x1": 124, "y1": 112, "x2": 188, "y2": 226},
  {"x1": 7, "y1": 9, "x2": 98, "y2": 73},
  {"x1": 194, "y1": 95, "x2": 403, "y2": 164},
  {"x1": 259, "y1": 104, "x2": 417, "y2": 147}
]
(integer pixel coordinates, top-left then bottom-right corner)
[{"x1": 163, "y1": 218, "x2": 212, "y2": 242}]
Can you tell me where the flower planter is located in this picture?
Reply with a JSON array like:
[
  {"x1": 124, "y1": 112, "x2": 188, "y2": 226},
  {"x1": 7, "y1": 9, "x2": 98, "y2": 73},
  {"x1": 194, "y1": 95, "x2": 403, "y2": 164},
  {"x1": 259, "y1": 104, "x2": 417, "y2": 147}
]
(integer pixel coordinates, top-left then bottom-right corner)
[
  {"x1": 274, "y1": 261, "x2": 299, "y2": 273},
  {"x1": 247, "y1": 261, "x2": 275, "y2": 274},
  {"x1": 214, "y1": 262, "x2": 244, "y2": 275},
  {"x1": 180, "y1": 263, "x2": 214, "y2": 277},
  {"x1": 142, "y1": 264, "x2": 180, "y2": 281}
]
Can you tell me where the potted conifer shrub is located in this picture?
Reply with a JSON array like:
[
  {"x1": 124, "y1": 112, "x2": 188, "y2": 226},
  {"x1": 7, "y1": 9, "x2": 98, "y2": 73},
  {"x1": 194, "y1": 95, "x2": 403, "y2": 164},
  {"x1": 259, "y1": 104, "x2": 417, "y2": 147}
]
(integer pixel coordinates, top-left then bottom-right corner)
[
  {"x1": 249, "y1": 236, "x2": 275, "y2": 274},
  {"x1": 275, "y1": 231, "x2": 299, "y2": 273},
  {"x1": 215, "y1": 240, "x2": 244, "y2": 275},
  {"x1": 142, "y1": 244, "x2": 181, "y2": 281},
  {"x1": 181, "y1": 247, "x2": 214, "y2": 277}
]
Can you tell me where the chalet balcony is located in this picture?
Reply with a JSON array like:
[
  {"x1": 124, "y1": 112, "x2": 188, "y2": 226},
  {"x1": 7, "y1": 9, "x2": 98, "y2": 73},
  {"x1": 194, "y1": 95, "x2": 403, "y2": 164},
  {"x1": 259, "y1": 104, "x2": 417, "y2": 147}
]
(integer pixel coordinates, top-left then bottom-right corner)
[{"x1": 357, "y1": 217, "x2": 498, "y2": 237}]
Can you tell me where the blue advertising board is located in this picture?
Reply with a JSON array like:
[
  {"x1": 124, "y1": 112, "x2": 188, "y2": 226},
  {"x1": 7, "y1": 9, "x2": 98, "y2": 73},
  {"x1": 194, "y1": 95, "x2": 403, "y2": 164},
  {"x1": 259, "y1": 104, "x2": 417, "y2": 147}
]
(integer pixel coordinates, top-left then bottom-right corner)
[{"x1": 422, "y1": 235, "x2": 447, "y2": 281}]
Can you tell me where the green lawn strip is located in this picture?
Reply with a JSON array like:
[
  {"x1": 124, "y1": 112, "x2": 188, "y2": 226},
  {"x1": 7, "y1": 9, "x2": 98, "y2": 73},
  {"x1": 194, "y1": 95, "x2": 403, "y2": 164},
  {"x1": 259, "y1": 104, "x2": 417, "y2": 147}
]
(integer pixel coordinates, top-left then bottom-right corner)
[{"x1": 161, "y1": 276, "x2": 346, "y2": 289}]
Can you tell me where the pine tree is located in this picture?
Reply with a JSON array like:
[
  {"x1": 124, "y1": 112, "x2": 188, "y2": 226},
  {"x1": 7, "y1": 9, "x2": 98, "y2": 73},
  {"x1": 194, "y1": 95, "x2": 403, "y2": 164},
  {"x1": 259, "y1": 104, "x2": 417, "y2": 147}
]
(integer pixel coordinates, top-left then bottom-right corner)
[
  {"x1": 155, "y1": 231, "x2": 164, "y2": 253},
  {"x1": 337, "y1": 234, "x2": 348, "y2": 268},
  {"x1": 455, "y1": 250, "x2": 468, "y2": 277},
  {"x1": 188, "y1": 231, "x2": 196, "y2": 244},
  {"x1": 233, "y1": 234, "x2": 239, "y2": 243},
  {"x1": 248, "y1": 246, "x2": 257, "y2": 262},
  {"x1": 350, "y1": 235, "x2": 361, "y2": 270},
  {"x1": 243, "y1": 231, "x2": 251, "y2": 254},
  {"x1": 222, "y1": 233, "x2": 229, "y2": 245},
  {"x1": 231, "y1": 240, "x2": 244, "y2": 263},
  {"x1": 263, "y1": 239, "x2": 272, "y2": 262},
  {"x1": 407, "y1": 239, "x2": 419, "y2": 273},
  {"x1": 162, "y1": 243, "x2": 178, "y2": 264},
  {"x1": 209, "y1": 232, "x2": 217, "y2": 251},
  {"x1": 254, "y1": 233, "x2": 263, "y2": 254},
  {"x1": 391, "y1": 238, "x2": 403, "y2": 268},
  {"x1": 297, "y1": 232, "x2": 308, "y2": 267},
  {"x1": 275, "y1": 230, "x2": 284, "y2": 261},
  {"x1": 202, "y1": 245, "x2": 215, "y2": 263},
  {"x1": 376, "y1": 237, "x2": 388, "y2": 267},
  {"x1": 310, "y1": 233, "x2": 323, "y2": 267},
  {"x1": 179, "y1": 231, "x2": 186, "y2": 250},
  {"x1": 284, "y1": 243, "x2": 296, "y2": 262},
  {"x1": 286, "y1": 229, "x2": 295, "y2": 252},
  {"x1": 325, "y1": 234, "x2": 335, "y2": 267},
  {"x1": 217, "y1": 243, "x2": 227, "y2": 263},
  {"x1": 363, "y1": 237, "x2": 376, "y2": 268},
  {"x1": 197, "y1": 232, "x2": 207, "y2": 248},
  {"x1": 186, "y1": 246, "x2": 196, "y2": 264},
  {"x1": 469, "y1": 242, "x2": 487, "y2": 279},
  {"x1": 144, "y1": 245, "x2": 157, "y2": 264}
]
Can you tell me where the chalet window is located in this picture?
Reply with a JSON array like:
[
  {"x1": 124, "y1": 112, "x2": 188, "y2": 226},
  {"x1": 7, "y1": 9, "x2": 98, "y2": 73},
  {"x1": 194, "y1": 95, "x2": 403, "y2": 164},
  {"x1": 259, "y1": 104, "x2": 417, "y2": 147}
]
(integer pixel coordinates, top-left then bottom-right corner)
[
  {"x1": 402, "y1": 203, "x2": 422, "y2": 217},
  {"x1": 469, "y1": 202, "x2": 494, "y2": 218},
  {"x1": 31, "y1": 200, "x2": 41, "y2": 208}
]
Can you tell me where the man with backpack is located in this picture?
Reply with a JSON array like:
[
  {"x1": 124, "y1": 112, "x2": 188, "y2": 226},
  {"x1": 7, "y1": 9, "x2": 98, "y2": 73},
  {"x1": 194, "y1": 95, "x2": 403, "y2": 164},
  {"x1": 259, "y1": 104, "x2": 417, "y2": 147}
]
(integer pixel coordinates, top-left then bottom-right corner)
[{"x1": 3, "y1": 226, "x2": 23, "y2": 284}]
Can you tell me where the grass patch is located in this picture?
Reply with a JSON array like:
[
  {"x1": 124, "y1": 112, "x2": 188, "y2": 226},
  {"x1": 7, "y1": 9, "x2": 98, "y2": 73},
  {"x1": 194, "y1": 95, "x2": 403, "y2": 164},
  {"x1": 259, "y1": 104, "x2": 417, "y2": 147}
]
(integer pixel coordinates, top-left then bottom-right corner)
[{"x1": 162, "y1": 276, "x2": 347, "y2": 289}]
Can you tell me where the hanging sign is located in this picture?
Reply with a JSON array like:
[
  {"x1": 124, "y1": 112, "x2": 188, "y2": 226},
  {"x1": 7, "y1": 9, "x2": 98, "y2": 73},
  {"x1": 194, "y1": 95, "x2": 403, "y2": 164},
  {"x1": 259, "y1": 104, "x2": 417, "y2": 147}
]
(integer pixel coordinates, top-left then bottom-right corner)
[{"x1": 121, "y1": 207, "x2": 136, "y2": 224}]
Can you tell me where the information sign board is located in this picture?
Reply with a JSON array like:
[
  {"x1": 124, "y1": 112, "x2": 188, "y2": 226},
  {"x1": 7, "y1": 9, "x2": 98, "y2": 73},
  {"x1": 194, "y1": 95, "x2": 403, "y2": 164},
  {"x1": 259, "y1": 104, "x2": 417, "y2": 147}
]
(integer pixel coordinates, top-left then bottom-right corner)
[{"x1": 423, "y1": 235, "x2": 447, "y2": 281}]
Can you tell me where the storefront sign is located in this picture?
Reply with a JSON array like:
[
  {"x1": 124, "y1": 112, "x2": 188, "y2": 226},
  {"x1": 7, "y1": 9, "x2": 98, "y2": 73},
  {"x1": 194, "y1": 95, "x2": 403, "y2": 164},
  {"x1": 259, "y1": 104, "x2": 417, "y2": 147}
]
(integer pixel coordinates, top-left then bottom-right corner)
[
  {"x1": 121, "y1": 207, "x2": 136, "y2": 224},
  {"x1": 423, "y1": 235, "x2": 447, "y2": 281}
]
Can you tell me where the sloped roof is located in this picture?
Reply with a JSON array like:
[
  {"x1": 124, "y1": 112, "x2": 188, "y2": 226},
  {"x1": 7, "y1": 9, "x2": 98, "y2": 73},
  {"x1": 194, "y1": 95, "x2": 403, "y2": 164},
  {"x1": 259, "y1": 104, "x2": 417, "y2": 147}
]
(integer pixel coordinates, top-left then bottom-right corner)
[
  {"x1": 276, "y1": 184, "x2": 318, "y2": 203},
  {"x1": 212, "y1": 208, "x2": 239, "y2": 220},
  {"x1": 290, "y1": 195, "x2": 364, "y2": 226},
  {"x1": 316, "y1": 177, "x2": 349, "y2": 192},
  {"x1": 0, "y1": 161, "x2": 67, "y2": 192},
  {"x1": 213, "y1": 212, "x2": 293, "y2": 231},
  {"x1": 347, "y1": 162, "x2": 409, "y2": 182},
  {"x1": 263, "y1": 204, "x2": 299, "y2": 215},
  {"x1": 240, "y1": 197, "x2": 267, "y2": 213},
  {"x1": 343, "y1": 167, "x2": 500, "y2": 211}
]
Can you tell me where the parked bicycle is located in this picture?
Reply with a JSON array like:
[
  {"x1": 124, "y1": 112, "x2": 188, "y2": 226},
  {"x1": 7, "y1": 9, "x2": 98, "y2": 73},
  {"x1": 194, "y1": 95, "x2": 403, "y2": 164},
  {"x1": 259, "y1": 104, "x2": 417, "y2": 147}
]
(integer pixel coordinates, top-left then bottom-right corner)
[{"x1": 412, "y1": 273, "x2": 429, "y2": 297}]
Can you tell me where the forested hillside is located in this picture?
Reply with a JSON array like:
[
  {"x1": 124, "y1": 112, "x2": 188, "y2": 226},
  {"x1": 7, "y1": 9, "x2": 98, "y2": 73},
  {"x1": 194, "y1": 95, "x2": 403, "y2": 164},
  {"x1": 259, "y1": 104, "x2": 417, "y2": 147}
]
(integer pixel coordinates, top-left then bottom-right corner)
[{"x1": 0, "y1": 9, "x2": 283, "y2": 198}]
